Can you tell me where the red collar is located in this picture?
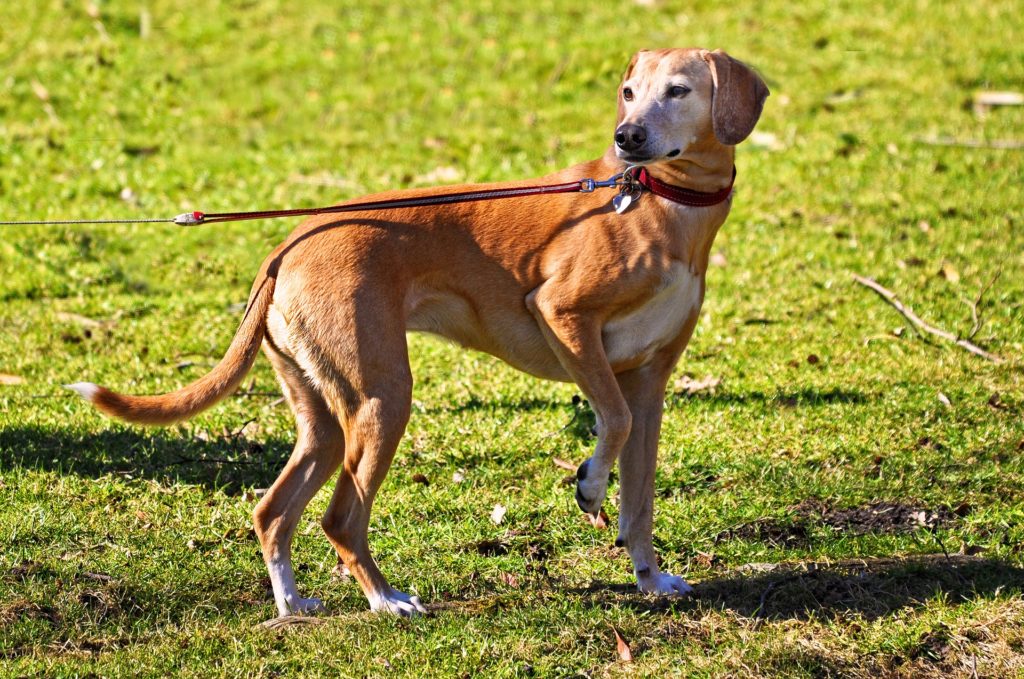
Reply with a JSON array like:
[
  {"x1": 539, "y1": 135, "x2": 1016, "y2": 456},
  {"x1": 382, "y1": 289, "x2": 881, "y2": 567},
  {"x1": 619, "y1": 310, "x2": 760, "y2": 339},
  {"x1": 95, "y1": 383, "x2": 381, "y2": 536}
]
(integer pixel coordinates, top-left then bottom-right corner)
[{"x1": 635, "y1": 166, "x2": 736, "y2": 207}]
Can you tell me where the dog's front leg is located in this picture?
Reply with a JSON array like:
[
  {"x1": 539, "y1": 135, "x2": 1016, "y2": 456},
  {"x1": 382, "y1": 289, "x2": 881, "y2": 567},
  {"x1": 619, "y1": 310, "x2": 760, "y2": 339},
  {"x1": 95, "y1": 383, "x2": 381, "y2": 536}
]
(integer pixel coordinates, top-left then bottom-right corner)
[
  {"x1": 526, "y1": 288, "x2": 631, "y2": 516},
  {"x1": 615, "y1": 358, "x2": 692, "y2": 596}
]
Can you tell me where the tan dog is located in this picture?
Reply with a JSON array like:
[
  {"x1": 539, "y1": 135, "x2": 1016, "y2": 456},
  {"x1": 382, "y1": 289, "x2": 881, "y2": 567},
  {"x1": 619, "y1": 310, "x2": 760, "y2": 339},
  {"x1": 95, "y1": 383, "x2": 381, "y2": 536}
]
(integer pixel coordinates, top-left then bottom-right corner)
[{"x1": 69, "y1": 48, "x2": 768, "y2": 617}]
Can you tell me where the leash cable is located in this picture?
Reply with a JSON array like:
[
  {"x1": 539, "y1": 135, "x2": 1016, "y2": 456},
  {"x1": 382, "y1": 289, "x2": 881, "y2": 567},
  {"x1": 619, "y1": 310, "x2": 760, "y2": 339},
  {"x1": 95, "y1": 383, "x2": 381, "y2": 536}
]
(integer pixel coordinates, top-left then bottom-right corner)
[{"x1": 0, "y1": 164, "x2": 735, "y2": 227}]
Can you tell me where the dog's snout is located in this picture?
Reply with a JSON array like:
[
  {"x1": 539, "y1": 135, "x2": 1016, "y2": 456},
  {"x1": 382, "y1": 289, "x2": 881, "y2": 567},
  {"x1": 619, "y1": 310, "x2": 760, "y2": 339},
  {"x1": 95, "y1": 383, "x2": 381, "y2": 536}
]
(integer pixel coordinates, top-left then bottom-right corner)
[{"x1": 614, "y1": 124, "x2": 648, "y2": 152}]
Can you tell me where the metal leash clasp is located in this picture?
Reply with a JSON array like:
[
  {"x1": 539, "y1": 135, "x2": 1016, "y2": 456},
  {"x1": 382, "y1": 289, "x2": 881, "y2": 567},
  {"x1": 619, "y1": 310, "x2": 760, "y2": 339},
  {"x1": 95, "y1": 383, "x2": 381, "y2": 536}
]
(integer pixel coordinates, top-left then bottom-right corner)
[
  {"x1": 173, "y1": 211, "x2": 206, "y2": 226},
  {"x1": 579, "y1": 173, "x2": 624, "y2": 193},
  {"x1": 612, "y1": 165, "x2": 643, "y2": 214}
]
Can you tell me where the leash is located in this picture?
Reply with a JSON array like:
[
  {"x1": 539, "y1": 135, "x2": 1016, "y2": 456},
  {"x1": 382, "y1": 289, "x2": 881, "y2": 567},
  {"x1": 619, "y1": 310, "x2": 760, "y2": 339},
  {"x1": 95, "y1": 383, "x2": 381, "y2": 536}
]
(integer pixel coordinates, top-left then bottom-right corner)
[{"x1": 0, "y1": 166, "x2": 734, "y2": 227}]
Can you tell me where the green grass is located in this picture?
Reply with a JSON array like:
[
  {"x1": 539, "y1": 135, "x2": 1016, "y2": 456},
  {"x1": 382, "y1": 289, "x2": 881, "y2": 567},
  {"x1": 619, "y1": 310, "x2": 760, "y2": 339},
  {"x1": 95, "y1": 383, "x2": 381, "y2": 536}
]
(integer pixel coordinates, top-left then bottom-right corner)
[{"x1": 2, "y1": 0, "x2": 1023, "y2": 676}]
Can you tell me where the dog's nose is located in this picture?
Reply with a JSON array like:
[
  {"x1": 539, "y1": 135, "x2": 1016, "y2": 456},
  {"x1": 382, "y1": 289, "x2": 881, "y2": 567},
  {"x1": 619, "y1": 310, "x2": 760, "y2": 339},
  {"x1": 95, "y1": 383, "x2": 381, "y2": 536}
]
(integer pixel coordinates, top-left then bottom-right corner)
[{"x1": 614, "y1": 124, "x2": 648, "y2": 152}]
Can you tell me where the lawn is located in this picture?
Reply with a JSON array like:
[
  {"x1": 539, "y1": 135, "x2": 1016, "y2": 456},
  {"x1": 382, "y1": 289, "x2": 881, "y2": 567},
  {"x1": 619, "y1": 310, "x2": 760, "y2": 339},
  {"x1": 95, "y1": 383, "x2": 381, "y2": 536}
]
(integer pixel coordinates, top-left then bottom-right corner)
[{"x1": 1, "y1": 0, "x2": 1023, "y2": 676}]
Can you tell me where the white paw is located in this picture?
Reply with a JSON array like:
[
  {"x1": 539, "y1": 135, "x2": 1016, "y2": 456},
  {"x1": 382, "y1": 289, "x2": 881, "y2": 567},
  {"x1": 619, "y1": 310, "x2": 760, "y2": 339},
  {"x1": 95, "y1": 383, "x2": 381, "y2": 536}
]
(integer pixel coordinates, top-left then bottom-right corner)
[
  {"x1": 282, "y1": 596, "x2": 326, "y2": 616},
  {"x1": 370, "y1": 589, "x2": 427, "y2": 617},
  {"x1": 637, "y1": 571, "x2": 693, "y2": 597}
]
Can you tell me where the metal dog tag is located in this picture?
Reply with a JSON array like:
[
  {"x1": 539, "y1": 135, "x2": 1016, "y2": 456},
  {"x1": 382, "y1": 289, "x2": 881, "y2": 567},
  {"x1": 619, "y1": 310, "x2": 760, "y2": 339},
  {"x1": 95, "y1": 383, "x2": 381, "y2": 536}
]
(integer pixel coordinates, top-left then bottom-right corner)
[{"x1": 612, "y1": 192, "x2": 633, "y2": 214}]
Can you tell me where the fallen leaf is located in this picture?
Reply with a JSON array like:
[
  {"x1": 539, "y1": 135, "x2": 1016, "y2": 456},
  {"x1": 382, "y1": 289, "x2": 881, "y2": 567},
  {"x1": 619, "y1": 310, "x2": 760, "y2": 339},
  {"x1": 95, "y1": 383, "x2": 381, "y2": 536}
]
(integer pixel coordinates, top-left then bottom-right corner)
[
  {"x1": 0, "y1": 374, "x2": 25, "y2": 385},
  {"x1": 498, "y1": 572, "x2": 519, "y2": 587},
  {"x1": 612, "y1": 627, "x2": 633, "y2": 662},
  {"x1": 332, "y1": 561, "x2": 351, "y2": 580},
  {"x1": 674, "y1": 374, "x2": 722, "y2": 396},
  {"x1": 938, "y1": 261, "x2": 960, "y2": 283},
  {"x1": 552, "y1": 457, "x2": 577, "y2": 472},
  {"x1": 452, "y1": 470, "x2": 465, "y2": 483},
  {"x1": 937, "y1": 392, "x2": 952, "y2": 407},
  {"x1": 585, "y1": 510, "x2": 610, "y2": 529},
  {"x1": 30, "y1": 80, "x2": 50, "y2": 101},
  {"x1": 987, "y1": 393, "x2": 1008, "y2": 411},
  {"x1": 694, "y1": 551, "x2": 717, "y2": 568},
  {"x1": 55, "y1": 312, "x2": 103, "y2": 328},
  {"x1": 975, "y1": 91, "x2": 1024, "y2": 106},
  {"x1": 974, "y1": 90, "x2": 1024, "y2": 116},
  {"x1": 953, "y1": 502, "x2": 972, "y2": 517},
  {"x1": 258, "y1": 615, "x2": 325, "y2": 630},
  {"x1": 490, "y1": 504, "x2": 507, "y2": 525}
]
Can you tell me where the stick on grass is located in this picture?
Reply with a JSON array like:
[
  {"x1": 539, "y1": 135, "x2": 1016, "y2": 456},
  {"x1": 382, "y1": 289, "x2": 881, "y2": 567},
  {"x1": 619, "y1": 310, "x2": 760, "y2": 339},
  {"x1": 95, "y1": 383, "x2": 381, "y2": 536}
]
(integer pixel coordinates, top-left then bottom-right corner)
[{"x1": 852, "y1": 274, "x2": 1005, "y2": 364}]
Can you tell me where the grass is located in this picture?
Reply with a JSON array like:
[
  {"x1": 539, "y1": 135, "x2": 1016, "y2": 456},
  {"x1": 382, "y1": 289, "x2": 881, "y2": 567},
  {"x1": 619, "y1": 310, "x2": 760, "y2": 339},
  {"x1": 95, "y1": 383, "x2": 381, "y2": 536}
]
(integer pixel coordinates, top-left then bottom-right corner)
[{"x1": 1, "y1": 0, "x2": 1023, "y2": 676}]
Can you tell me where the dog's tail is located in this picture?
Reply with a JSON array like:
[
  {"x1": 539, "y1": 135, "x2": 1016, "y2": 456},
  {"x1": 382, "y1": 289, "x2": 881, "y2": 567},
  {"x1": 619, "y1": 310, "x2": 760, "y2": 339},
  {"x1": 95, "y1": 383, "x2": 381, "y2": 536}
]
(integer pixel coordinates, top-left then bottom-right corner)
[{"x1": 67, "y1": 274, "x2": 276, "y2": 426}]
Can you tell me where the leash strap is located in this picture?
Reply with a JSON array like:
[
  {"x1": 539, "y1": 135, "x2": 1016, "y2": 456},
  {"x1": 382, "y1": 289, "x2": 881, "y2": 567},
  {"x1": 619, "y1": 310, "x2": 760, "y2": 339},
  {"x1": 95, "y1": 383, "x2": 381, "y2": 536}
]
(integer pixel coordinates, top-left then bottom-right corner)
[
  {"x1": 193, "y1": 179, "x2": 590, "y2": 225},
  {"x1": 0, "y1": 167, "x2": 736, "y2": 227}
]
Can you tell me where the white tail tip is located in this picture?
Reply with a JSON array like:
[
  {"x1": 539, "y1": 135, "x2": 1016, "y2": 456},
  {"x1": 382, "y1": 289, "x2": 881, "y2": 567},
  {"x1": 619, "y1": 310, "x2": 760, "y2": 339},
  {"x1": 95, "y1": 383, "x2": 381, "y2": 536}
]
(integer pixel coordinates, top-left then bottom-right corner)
[{"x1": 65, "y1": 382, "x2": 100, "y2": 402}]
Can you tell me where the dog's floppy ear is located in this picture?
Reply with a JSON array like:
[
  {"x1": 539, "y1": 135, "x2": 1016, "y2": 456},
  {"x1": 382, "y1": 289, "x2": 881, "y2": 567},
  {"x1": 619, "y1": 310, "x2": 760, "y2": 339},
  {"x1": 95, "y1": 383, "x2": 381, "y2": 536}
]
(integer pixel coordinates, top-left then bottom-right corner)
[
  {"x1": 701, "y1": 49, "x2": 769, "y2": 145},
  {"x1": 616, "y1": 51, "x2": 645, "y2": 122}
]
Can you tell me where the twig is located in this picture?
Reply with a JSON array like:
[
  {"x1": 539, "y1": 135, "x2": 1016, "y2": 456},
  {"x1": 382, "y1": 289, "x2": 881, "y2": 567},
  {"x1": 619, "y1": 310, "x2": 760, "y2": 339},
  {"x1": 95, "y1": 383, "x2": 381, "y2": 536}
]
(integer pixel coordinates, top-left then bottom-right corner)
[
  {"x1": 963, "y1": 268, "x2": 1003, "y2": 341},
  {"x1": 852, "y1": 275, "x2": 1005, "y2": 364},
  {"x1": 753, "y1": 574, "x2": 800, "y2": 619},
  {"x1": 914, "y1": 135, "x2": 1024, "y2": 150}
]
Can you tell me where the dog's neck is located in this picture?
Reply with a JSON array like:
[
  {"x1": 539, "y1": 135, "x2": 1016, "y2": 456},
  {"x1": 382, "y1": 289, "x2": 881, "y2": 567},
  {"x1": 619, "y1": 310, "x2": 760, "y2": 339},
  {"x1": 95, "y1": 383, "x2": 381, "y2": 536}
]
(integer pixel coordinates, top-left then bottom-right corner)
[{"x1": 601, "y1": 144, "x2": 735, "y2": 194}]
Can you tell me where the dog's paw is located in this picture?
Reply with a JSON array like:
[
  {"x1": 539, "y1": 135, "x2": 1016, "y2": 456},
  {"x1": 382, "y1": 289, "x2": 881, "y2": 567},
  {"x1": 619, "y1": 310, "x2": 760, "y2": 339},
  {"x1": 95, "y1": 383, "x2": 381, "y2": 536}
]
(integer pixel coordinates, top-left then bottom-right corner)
[
  {"x1": 283, "y1": 596, "x2": 327, "y2": 616},
  {"x1": 574, "y1": 458, "x2": 608, "y2": 515},
  {"x1": 637, "y1": 571, "x2": 693, "y2": 597},
  {"x1": 370, "y1": 589, "x2": 427, "y2": 617}
]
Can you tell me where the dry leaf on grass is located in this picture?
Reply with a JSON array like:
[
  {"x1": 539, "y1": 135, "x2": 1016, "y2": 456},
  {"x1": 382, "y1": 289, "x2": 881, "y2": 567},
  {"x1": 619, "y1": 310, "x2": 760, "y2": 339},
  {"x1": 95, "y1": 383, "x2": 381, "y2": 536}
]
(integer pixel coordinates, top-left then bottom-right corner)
[
  {"x1": 674, "y1": 374, "x2": 721, "y2": 396},
  {"x1": 56, "y1": 312, "x2": 103, "y2": 328},
  {"x1": 552, "y1": 457, "x2": 577, "y2": 472},
  {"x1": 0, "y1": 374, "x2": 25, "y2": 385},
  {"x1": 974, "y1": 90, "x2": 1024, "y2": 116},
  {"x1": 611, "y1": 626, "x2": 633, "y2": 662},
  {"x1": 584, "y1": 509, "x2": 610, "y2": 529},
  {"x1": 490, "y1": 504, "x2": 507, "y2": 525},
  {"x1": 938, "y1": 261, "x2": 960, "y2": 283},
  {"x1": 498, "y1": 572, "x2": 519, "y2": 587},
  {"x1": 258, "y1": 615, "x2": 326, "y2": 630}
]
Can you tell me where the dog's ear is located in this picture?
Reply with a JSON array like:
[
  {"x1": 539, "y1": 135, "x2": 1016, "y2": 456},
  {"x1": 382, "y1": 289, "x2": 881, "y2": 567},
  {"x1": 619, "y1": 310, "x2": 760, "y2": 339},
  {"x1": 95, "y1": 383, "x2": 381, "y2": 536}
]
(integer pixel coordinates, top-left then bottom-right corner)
[
  {"x1": 616, "y1": 51, "x2": 645, "y2": 122},
  {"x1": 701, "y1": 49, "x2": 769, "y2": 145}
]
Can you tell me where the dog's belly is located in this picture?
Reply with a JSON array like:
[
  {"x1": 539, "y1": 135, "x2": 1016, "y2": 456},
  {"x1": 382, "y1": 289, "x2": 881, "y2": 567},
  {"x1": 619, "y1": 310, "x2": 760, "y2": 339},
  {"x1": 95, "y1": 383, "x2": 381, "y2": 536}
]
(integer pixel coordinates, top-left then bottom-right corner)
[
  {"x1": 602, "y1": 263, "x2": 703, "y2": 367},
  {"x1": 405, "y1": 286, "x2": 570, "y2": 381}
]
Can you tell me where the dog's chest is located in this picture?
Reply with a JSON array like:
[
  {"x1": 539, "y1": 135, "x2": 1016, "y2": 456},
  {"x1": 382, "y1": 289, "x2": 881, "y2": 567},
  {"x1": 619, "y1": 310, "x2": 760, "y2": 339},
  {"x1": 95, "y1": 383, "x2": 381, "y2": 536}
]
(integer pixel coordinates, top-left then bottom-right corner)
[{"x1": 602, "y1": 263, "x2": 703, "y2": 365}]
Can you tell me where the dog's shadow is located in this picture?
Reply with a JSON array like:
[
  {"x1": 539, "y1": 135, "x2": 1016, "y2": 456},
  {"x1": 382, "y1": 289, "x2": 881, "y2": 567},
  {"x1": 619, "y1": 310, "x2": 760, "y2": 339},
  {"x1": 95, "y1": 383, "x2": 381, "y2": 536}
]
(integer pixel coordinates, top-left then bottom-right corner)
[
  {"x1": 558, "y1": 554, "x2": 1024, "y2": 622},
  {"x1": 0, "y1": 424, "x2": 293, "y2": 494}
]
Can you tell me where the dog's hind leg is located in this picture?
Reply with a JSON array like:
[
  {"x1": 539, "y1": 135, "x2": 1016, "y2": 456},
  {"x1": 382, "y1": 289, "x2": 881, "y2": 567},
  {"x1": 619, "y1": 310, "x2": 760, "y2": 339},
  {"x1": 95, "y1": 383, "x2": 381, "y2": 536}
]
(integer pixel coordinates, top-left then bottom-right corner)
[
  {"x1": 253, "y1": 342, "x2": 345, "y2": 618},
  {"x1": 313, "y1": 315, "x2": 424, "y2": 616}
]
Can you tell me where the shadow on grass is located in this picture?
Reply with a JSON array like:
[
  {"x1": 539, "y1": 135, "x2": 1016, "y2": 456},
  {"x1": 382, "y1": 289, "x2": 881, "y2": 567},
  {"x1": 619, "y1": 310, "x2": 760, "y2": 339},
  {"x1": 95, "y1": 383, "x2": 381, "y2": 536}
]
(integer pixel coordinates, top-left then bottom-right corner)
[
  {"x1": 668, "y1": 386, "x2": 868, "y2": 408},
  {"x1": 0, "y1": 425, "x2": 293, "y2": 494},
  {"x1": 566, "y1": 554, "x2": 1024, "y2": 622}
]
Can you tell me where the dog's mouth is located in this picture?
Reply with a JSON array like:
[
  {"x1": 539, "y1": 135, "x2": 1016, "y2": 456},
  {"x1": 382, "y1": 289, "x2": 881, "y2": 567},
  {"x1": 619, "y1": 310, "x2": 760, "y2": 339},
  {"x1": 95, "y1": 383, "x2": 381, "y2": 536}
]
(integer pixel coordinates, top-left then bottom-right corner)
[{"x1": 616, "y1": 149, "x2": 683, "y2": 164}]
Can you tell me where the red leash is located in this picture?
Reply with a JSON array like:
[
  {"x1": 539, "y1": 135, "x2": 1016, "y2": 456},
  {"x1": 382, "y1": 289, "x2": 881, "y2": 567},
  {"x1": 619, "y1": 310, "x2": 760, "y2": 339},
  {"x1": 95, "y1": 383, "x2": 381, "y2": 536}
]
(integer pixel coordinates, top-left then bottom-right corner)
[
  {"x1": 0, "y1": 167, "x2": 735, "y2": 227},
  {"x1": 174, "y1": 165, "x2": 734, "y2": 225}
]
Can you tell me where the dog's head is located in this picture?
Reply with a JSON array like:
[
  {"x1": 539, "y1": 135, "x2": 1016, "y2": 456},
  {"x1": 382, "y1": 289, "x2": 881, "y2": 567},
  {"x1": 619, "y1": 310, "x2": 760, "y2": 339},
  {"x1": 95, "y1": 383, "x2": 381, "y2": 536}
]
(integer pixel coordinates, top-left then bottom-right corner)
[{"x1": 614, "y1": 48, "x2": 769, "y2": 163}]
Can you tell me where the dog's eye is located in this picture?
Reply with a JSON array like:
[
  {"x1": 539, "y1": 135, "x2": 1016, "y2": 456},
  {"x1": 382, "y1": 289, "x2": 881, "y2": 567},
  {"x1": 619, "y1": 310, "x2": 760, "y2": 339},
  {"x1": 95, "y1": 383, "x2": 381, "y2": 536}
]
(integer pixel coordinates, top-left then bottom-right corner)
[
  {"x1": 622, "y1": 87, "x2": 634, "y2": 102},
  {"x1": 668, "y1": 85, "x2": 691, "y2": 98}
]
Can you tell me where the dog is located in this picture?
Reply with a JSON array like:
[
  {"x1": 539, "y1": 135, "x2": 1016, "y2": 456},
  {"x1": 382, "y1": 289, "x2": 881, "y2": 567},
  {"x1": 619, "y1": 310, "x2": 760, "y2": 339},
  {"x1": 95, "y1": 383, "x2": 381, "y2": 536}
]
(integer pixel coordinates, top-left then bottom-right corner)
[{"x1": 68, "y1": 48, "x2": 768, "y2": 617}]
